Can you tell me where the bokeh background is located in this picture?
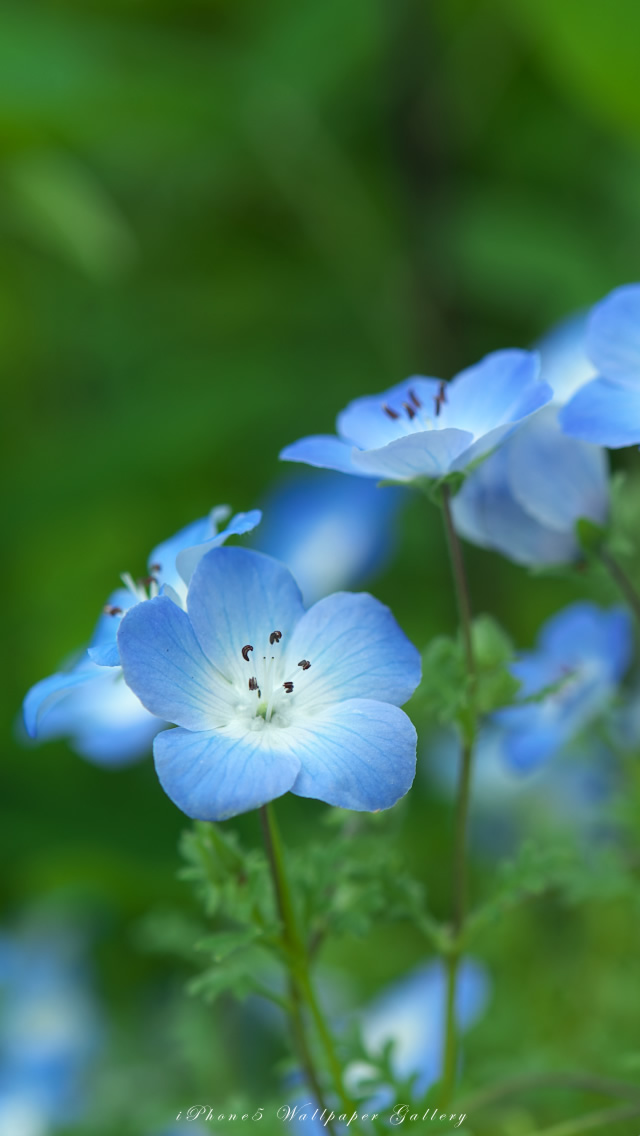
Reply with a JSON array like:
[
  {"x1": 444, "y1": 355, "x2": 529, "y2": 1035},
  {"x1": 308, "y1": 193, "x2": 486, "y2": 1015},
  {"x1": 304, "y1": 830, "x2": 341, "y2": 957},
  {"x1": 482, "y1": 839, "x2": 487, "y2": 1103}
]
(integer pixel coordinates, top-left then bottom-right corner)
[{"x1": 4, "y1": 1, "x2": 640, "y2": 1133}]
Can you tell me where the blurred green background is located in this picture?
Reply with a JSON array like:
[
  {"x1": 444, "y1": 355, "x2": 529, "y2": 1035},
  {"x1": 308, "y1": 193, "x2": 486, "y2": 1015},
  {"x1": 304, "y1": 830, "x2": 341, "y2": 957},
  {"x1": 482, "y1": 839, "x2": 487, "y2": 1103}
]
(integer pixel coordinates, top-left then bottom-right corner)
[{"x1": 4, "y1": 1, "x2": 640, "y2": 1132}]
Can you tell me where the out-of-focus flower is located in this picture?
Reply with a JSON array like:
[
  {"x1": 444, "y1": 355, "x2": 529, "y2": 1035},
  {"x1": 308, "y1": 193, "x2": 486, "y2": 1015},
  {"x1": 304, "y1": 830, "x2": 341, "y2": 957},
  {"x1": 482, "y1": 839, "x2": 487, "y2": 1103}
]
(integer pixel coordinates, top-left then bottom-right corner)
[
  {"x1": 451, "y1": 406, "x2": 609, "y2": 566},
  {"x1": 118, "y1": 546, "x2": 420, "y2": 820},
  {"x1": 280, "y1": 351, "x2": 550, "y2": 483},
  {"x1": 494, "y1": 602, "x2": 632, "y2": 771},
  {"x1": 0, "y1": 923, "x2": 100, "y2": 1135},
  {"x1": 345, "y1": 960, "x2": 489, "y2": 1105},
  {"x1": 22, "y1": 506, "x2": 260, "y2": 766},
  {"x1": 452, "y1": 314, "x2": 608, "y2": 567},
  {"x1": 560, "y1": 283, "x2": 640, "y2": 447},
  {"x1": 253, "y1": 473, "x2": 404, "y2": 606}
]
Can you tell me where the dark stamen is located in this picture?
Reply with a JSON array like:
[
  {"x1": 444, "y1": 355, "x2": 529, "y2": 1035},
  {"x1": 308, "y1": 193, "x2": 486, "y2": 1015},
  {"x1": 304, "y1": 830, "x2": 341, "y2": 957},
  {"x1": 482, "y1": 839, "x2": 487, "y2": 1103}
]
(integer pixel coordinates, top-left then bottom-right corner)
[
  {"x1": 382, "y1": 403, "x2": 400, "y2": 420},
  {"x1": 270, "y1": 630, "x2": 282, "y2": 645},
  {"x1": 149, "y1": 563, "x2": 161, "y2": 573},
  {"x1": 103, "y1": 605, "x2": 123, "y2": 616},
  {"x1": 248, "y1": 677, "x2": 259, "y2": 691},
  {"x1": 241, "y1": 644, "x2": 253, "y2": 662},
  {"x1": 298, "y1": 659, "x2": 311, "y2": 670},
  {"x1": 434, "y1": 380, "x2": 447, "y2": 418},
  {"x1": 283, "y1": 681, "x2": 294, "y2": 693},
  {"x1": 138, "y1": 576, "x2": 157, "y2": 587},
  {"x1": 402, "y1": 401, "x2": 416, "y2": 420},
  {"x1": 409, "y1": 388, "x2": 421, "y2": 409}
]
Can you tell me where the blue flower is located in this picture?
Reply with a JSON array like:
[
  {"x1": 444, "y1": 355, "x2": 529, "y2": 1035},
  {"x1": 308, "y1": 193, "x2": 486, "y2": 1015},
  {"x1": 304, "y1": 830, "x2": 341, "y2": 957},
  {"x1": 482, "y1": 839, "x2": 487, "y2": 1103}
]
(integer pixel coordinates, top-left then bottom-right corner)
[
  {"x1": 0, "y1": 922, "x2": 101, "y2": 1132},
  {"x1": 23, "y1": 505, "x2": 261, "y2": 766},
  {"x1": 451, "y1": 405, "x2": 609, "y2": 566},
  {"x1": 494, "y1": 602, "x2": 632, "y2": 772},
  {"x1": 22, "y1": 655, "x2": 163, "y2": 767},
  {"x1": 253, "y1": 473, "x2": 405, "y2": 606},
  {"x1": 347, "y1": 960, "x2": 489, "y2": 1104},
  {"x1": 559, "y1": 283, "x2": 640, "y2": 447},
  {"x1": 280, "y1": 350, "x2": 551, "y2": 483},
  {"x1": 118, "y1": 547, "x2": 421, "y2": 819},
  {"x1": 536, "y1": 310, "x2": 596, "y2": 404}
]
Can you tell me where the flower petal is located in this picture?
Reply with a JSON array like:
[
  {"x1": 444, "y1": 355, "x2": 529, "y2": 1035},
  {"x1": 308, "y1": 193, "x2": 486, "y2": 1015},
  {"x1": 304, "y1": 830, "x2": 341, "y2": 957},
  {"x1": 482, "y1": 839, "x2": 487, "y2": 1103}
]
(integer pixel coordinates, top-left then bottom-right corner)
[
  {"x1": 452, "y1": 448, "x2": 578, "y2": 566},
  {"x1": 175, "y1": 508, "x2": 263, "y2": 587},
  {"x1": 507, "y1": 408, "x2": 609, "y2": 532},
  {"x1": 280, "y1": 435, "x2": 370, "y2": 475},
  {"x1": 88, "y1": 587, "x2": 136, "y2": 667},
  {"x1": 444, "y1": 349, "x2": 547, "y2": 436},
  {"x1": 187, "y1": 547, "x2": 306, "y2": 686},
  {"x1": 153, "y1": 723, "x2": 301, "y2": 821},
  {"x1": 336, "y1": 377, "x2": 441, "y2": 449},
  {"x1": 285, "y1": 591, "x2": 420, "y2": 708},
  {"x1": 559, "y1": 377, "x2": 640, "y2": 447},
  {"x1": 23, "y1": 666, "x2": 97, "y2": 738},
  {"x1": 349, "y1": 428, "x2": 473, "y2": 480},
  {"x1": 289, "y1": 698, "x2": 417, "y2": 810},
  {"x1": 118, "y1": 595, "x2": 234, "y2": 729},
  {"x1": 587, "y1": 283, "x2": 640, "y2": 381},
  {"x1": 539, "y1": 602, "x2": 632, "y2": 681}
]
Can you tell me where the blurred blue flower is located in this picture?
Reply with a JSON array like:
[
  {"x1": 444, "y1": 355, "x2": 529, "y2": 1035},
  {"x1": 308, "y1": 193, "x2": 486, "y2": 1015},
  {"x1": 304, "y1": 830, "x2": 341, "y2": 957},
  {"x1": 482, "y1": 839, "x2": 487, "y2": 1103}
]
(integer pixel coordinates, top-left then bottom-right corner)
[
  {"x1": 280, "y1": 350, "x2": 551, "y2": 483},
  {"x1": 560, "y1": 283, "x2": 640, "y2": 447},
  {"x1": 0, "y1": 923, "x2": 101, "y2": 1134},
  {"x1": 253, "y1": 473, "x2": 404, "y2": 606},
  {"x1": 22, "y1": 505, "x2": 260, "y2": 766},
  {"x1": 494, "y1": 602, "x2": 632, "y2": 771},
  {"x1": 118, "y1": 546, "x2": 420, "y2": 820},
  {"x1": 451, "y1": 405, "x2": 609, "y2": 566},
  {"x1": 351, "y1": 959, "x2": 489, "y2": 1101},
  {"x1": 535, "y1": 310, "x2": 596, "y2": 404}
]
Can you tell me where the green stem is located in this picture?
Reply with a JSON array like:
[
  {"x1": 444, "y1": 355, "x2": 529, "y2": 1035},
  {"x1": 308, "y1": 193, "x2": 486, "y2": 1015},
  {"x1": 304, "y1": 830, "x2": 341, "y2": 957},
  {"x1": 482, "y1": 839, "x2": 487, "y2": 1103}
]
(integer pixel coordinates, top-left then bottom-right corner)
[
  {"x1": 439, "y1": 483, "x2": 477, "y2": 1109},
  {"x1": 459, "y1": 1070, "x2": 640, "y2": 1112},
  {"x1": 599, "y1": 545, "x2": 640, "y2": 623},
  {"x1": 529, "y1": 1102, "x2": 640, "y2": 1136},
  {"x1": 259, "y1": 805, "x2": 361, "y2": 1131}
]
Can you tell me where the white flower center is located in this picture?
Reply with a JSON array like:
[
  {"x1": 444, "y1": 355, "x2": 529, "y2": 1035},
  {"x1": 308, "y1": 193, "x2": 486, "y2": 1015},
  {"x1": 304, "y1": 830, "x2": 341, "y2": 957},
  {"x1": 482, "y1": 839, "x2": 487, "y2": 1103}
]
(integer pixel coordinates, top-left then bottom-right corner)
[{"x1": 236, "y1": 631, "x2": 312, "y2": 728}]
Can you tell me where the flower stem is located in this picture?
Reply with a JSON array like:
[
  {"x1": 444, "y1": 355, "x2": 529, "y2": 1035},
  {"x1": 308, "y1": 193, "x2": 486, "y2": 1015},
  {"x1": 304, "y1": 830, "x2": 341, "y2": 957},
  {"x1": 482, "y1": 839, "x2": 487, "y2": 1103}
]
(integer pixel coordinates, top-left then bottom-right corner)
[
  {"x1": 599, "y1": 545, "x2": 640, "y2": 623},
  {"x1": 439, "y1": 483, "x2": 477, "y2": 1108},
  {"x1": 528, "y1": 1102, "x2": 640, "y2": 1136},
  {"x1": 259, "y1": 804, "x2": 360, "y2": 1131}
]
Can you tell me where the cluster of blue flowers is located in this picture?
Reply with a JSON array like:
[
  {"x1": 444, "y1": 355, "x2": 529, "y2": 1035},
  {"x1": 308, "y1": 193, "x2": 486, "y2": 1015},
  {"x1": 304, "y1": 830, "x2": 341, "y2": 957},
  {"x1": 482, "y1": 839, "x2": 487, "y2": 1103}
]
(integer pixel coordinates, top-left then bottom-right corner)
[{"x1": 24, "y1": 282, "x2": 640, "y2": 821}]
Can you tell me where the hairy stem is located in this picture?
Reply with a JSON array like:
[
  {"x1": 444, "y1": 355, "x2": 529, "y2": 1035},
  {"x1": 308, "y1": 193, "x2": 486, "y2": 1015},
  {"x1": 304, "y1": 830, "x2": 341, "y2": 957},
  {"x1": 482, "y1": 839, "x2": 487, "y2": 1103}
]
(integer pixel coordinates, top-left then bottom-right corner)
[
  {"x1": 259, "y1": 805, "x2": 360, "y2": 1131},
  {"x1": 459, "y1": 1070, "x2": 640, "y2": 1113},
  {"x1": 439, "y1": 483, "x2": 477, "y2": 1108}
]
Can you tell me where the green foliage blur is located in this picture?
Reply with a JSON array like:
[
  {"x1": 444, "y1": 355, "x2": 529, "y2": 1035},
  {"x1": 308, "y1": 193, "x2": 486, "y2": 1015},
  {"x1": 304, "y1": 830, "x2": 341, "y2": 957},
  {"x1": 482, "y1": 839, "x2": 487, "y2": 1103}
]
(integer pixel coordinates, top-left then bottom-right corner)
[{"x1": 4, "y1": 1, "x2": 640, "y2": 1133}]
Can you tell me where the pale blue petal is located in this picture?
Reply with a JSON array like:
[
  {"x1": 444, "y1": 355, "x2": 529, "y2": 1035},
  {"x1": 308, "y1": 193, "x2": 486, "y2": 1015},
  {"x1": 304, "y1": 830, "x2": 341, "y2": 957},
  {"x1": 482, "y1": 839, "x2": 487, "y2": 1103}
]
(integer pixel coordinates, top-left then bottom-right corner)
[
  {"x1": 559, "y1": 378, "x2": 640, "y2": 447},
  {"x1": 444, "y1": 350, "x2": 546, "y2": 435},
  {"x1": 507, "y1": 408, "x2": 609, "y2": 531},
  {"x1": 149, "y1": 513, "x2": 218, "y2": 593},
  {"x1": 289, "y1": 699, "x2": 416, "y2": 811},
  {"x1": 587, "y1": 283, "x2": 640, "y2": 381},
  {"x1": 118, "y1": 595, "x2": 234, "y2": 729},
  {"x1": 349, "y1": 428, "x2": 473, "y2": 480},
  {"x1": 88, "y1": 587, "x2": 135, "y2": 667},
  {"x1": 175, "y1": 508, "x2": 263, "y2": 586},
  {"x1": 336, "y1": 377, "x2": 441, "y2": 449},
  {"x1": 452, "y1": 448, "x2": 578, "y2": 566},
  {"x1": 280, "y1": 435, "x2": 370, "y2": 476},
  {"x1": 537, "y1": 311, "x2": 595, "y2": 404},
  {"x1": 153, "y1": 723, "x2": 301, "y2": 821},
  {"x1": 187, "y1": 547, "x2": 305, "y2": 687},
  {"x1": 285, "y1": 592, "x2": 420, "y2": 709},
  {"x1": 40, "y1": 669, "x2": 161, "y2": 766},
  {"x1": 23, "y1": 667, "x2": 96, "y2": 738},
  {"x1": 500, "y1": 725, "x2": 561, "y2": 772}
]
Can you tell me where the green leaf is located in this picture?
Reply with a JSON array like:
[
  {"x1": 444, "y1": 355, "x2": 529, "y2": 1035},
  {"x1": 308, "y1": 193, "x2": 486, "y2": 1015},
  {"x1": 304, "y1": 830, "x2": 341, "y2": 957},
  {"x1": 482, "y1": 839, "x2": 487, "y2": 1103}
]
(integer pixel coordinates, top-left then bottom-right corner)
[{"x1": 195, "y1": 928, "x2": 261, "y2": 962}]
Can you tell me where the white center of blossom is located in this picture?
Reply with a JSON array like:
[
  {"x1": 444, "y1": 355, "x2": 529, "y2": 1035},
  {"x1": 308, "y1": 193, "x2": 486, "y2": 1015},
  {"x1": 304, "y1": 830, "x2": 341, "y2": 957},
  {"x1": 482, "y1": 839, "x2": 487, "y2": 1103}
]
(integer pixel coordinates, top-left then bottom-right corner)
[
  {"x1": 381, "y1": 382, "x2": 448, "y2": 435},
  {"x1": 238, "y1": 632, "x2": 311, "y2": 726}
]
